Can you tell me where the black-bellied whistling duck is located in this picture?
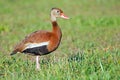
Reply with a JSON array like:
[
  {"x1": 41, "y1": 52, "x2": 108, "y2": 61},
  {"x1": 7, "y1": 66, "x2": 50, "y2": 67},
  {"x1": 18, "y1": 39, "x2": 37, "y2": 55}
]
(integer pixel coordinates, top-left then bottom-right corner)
[{"x1": 10, "y1": 8, "x2": 69, "y2": 70}]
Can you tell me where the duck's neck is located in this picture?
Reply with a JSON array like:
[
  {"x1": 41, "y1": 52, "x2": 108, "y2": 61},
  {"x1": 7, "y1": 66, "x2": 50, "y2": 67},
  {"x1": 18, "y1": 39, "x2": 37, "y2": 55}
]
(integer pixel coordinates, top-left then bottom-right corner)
[
  {"x1": 51, "y1": 14, "x2": 56, "y2": 22},
  {"x1": 51, "y1": 15, "x2": 62, "y2": 38},
  {"x1": 51, "y1": 21, "x2": 61, "y2": 35}
]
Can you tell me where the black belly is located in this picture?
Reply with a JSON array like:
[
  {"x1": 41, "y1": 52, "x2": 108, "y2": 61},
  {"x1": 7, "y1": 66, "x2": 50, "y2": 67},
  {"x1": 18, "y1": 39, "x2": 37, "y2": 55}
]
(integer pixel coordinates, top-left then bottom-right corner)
[{"x1": 22, "y1": 45, "x2": 49, "y2": 56}]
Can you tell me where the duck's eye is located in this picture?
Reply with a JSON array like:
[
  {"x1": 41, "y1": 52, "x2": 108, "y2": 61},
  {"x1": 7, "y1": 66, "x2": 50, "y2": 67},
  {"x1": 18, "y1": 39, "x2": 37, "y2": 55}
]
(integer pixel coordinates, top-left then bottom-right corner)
[{"x1": 57, "y1": 10, "x2": 60, "y2": 13}]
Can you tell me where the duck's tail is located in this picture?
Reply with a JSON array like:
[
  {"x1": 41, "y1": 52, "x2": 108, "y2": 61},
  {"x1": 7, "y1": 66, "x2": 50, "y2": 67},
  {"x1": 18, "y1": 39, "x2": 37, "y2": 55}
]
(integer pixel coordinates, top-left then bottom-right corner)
[{"x1": 10, "y1": 50, "x2": 17, "y2": 55}]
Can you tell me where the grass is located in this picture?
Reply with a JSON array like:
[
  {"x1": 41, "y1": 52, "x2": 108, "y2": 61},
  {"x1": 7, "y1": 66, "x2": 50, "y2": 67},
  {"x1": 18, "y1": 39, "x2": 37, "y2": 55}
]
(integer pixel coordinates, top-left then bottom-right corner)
[{"x1": 0, "y1": 0, "x2": 120, "y2": 80}]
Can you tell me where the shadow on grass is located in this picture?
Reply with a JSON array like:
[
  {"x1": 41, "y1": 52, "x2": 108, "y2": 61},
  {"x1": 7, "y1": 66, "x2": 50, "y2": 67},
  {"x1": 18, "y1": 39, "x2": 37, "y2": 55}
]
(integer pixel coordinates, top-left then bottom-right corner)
[{"x1": 68, "y1": 51, "x2": 84, "y2": 62}]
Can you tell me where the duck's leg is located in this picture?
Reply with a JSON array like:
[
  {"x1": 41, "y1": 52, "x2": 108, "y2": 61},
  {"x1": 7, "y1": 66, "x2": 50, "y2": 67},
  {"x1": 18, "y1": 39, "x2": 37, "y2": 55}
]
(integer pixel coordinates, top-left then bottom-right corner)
[{"x1": 36, "y1": 56, "x2": 40, "y2": 70}]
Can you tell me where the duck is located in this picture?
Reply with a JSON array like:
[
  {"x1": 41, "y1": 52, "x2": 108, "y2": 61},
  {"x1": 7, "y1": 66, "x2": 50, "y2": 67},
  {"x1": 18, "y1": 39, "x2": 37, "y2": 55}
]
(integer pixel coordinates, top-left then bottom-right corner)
[{"x1": 10, "y1": 8, "x2": 69, "y2": 70}]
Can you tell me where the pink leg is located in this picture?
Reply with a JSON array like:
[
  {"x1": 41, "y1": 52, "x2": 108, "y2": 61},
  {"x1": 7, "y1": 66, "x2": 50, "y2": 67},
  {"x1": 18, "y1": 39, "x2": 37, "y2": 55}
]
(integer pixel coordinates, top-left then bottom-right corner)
[{"x1": 36, "y1": 56, "x2": 40, "y2": 70}]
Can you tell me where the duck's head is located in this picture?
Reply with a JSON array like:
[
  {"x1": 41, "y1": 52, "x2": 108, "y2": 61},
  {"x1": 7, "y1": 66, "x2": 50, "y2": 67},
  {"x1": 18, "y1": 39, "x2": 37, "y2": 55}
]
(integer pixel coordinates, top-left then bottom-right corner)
[{"x1": 51, "y1": 8, "x2": 69, "y2": 21}]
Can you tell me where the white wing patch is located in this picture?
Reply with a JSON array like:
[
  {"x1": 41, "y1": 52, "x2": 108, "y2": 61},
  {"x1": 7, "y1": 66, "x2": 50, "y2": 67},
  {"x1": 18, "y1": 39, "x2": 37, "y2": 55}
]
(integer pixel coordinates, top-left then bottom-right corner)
[{"x1": 24, "y1": 41, "x2": 49, "y2": 50}]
